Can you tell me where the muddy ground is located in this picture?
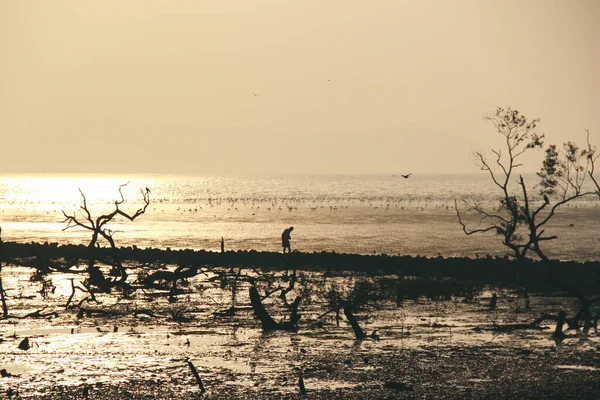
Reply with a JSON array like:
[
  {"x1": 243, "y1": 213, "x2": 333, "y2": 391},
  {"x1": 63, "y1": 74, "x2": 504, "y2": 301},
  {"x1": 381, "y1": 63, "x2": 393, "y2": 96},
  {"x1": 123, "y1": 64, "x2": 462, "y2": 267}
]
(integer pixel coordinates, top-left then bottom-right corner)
[{"x1": 1, "y1": 263, "x2": 600, "y2": 399}]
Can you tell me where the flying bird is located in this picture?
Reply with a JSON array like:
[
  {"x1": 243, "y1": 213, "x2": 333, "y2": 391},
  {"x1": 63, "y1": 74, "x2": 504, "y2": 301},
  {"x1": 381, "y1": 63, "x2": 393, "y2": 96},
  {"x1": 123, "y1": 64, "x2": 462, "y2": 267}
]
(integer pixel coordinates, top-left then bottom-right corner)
[
  {"x1": 252, "y1": 92, "x2": 258, "y2": 96},
  {"x1": 401, "y1": 173, "x2": 412, "y2": 179}
]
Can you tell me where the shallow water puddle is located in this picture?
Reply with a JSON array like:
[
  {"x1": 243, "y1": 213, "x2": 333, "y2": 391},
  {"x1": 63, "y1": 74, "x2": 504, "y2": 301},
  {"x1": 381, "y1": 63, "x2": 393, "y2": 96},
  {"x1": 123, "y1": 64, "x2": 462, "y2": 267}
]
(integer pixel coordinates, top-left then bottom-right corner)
[
  {"x1": 2, "y1": 268, "x2": 600, "y2": 396},
  {"x1": 1, "y1": 363, "x2": 28, "y2": 376}
]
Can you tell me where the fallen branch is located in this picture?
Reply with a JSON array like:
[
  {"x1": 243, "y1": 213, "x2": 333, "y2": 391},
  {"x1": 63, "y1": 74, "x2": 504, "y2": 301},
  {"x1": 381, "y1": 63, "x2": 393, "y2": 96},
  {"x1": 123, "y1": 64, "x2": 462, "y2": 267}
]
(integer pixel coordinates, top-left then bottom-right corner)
[
  {"x1": 186, "y1": 359, "x2": 206, "y2": 393},
  {"x1": 483, "y1": 312, "x2": 572, "y2": 334},
  {"x1": 9, "y1": 307, "x2": 58, "y2": 319},
  {"x1": 76, "y1": 307, "x2": 128, "y2": 318},
  {"x1": 298, "y1": 369, "x2": 307, "y2": 396},
  {"x1": 213, "y1": 305, "x2": 254, "y2": 317}
]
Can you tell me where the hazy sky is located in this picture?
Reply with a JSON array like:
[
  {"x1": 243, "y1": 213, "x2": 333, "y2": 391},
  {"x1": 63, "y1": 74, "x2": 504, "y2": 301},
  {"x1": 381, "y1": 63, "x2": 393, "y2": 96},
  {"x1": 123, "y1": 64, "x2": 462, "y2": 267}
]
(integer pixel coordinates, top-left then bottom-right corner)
[{"x1": 1, "y1": 0, "x2": 599, "y2": 174}]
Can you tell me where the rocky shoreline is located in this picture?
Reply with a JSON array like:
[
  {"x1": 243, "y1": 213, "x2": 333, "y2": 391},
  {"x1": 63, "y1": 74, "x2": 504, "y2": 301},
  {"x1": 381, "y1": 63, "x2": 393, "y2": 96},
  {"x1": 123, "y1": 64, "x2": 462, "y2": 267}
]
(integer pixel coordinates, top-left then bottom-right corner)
[{"x1": 3, "y1": 240, "x2": 600, "y2": 292}]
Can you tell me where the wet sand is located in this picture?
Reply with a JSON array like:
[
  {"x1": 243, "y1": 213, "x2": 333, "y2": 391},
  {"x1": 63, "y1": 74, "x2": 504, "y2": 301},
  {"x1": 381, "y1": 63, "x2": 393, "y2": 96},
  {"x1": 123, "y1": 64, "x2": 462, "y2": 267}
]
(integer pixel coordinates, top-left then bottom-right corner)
[{"x1": 1, "y1": 261, "x2": 599, "y2": 399}]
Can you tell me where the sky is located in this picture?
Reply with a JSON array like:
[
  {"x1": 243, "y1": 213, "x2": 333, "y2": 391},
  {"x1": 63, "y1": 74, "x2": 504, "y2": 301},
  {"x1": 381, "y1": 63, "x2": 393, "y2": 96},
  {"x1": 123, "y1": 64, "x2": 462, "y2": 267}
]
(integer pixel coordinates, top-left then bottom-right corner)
[{"x1": 1, "y1": 0, "x2": 599, "y2": 175}]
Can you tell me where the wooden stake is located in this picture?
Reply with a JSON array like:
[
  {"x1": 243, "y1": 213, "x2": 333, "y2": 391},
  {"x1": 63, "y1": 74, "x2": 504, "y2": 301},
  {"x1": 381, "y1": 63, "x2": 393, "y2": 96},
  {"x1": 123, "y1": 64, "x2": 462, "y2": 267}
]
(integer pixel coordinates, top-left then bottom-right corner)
[{"x1": 298, "y1": 369, "x2": 307, "y2": 396}]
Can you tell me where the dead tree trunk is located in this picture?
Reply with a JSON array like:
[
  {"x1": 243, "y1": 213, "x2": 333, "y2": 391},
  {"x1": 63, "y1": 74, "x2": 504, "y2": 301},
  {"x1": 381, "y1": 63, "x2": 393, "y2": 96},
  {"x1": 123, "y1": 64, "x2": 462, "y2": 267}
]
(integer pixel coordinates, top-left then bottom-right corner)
[
  {"x1": 249, "y1": 286, "x2": 301, "y2": 331},
  {"x1": 553, "y1": 311, "x2": 567, "y2": 339},
  {"x1": 343, "y1": 305, "x2": 367, "y2": 340},
  {"x1": 489, "y1": 293, "x2": 497, "y2": 310},
  {"x1": 0, "y1": 227, "x2": 8, "y2": 319},
  {"x1": 298, "y1": 369, "x2": 307, "y2": 396}
]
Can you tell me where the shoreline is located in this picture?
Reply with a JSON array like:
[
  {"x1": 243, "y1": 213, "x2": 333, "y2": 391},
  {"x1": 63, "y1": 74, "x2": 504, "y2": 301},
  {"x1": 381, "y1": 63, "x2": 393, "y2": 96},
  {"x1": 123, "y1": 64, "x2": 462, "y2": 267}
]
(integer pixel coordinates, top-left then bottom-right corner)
[
  {"x1": 2, "y1": 241, "x2": 600, "y2": 399},
  {"x1": 3, "y1": 240, "x2": 600, "y2": 292}
]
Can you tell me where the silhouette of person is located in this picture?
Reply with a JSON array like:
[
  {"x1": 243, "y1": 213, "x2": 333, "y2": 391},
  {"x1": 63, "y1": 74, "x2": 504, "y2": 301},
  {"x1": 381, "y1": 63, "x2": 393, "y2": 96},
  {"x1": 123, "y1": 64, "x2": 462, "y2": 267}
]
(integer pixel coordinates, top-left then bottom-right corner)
[
  {"x1": 281, "y1": 226, "x2": 294, "y2": 254},
  {"x1": 221, "y1": 237, "x2": 225, "y2": 254}
]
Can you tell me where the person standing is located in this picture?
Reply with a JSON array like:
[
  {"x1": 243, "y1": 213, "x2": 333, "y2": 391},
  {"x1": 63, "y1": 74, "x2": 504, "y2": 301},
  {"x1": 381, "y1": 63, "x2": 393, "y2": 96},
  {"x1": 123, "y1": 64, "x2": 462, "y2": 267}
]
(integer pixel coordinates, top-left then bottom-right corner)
[{"x1": 281, "y1": 226, "x2": 294, "y2": 254}]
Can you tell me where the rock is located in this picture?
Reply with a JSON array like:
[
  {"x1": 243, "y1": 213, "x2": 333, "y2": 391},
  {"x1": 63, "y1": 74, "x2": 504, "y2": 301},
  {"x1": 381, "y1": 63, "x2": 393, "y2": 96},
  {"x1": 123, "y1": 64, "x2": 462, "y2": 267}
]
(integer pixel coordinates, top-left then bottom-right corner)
[{"x1": 18, "y1": 337, "x2": 30, "y2": 351}]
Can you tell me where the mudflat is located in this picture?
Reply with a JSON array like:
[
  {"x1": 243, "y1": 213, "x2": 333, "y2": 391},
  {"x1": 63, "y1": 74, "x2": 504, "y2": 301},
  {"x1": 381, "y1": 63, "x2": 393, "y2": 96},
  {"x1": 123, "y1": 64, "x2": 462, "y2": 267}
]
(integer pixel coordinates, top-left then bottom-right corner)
[{"x1": 1, "y1": 247, "x2": 599, "y2": 399}]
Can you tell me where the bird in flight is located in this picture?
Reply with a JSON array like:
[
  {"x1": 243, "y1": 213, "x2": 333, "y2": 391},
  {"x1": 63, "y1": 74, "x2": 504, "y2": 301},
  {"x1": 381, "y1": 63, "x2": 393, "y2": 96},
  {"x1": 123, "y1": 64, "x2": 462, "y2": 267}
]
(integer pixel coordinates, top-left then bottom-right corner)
[
  {"x1": 401, "y1": 173, "x2": 412, "y2": 179},
  {"x1": 252, "y1": 92, "x2": 258, "y2": 96}
]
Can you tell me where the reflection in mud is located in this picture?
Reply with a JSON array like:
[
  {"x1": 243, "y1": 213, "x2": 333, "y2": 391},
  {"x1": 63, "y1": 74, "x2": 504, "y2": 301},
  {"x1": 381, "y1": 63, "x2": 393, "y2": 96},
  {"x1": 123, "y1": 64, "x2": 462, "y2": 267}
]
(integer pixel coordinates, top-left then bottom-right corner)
[{"x1": 1, "y1": 265, "x2": 599, "y2": 399}]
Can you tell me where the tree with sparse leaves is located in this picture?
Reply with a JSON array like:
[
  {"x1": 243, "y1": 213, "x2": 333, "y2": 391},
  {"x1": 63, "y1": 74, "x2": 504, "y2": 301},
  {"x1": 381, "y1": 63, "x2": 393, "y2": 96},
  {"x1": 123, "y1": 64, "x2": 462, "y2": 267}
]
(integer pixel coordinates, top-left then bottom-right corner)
[
  {"x1": 456, "y1": 107, "x2": 600, "y2": 322},
  {"x1": 455, "y1": 107, "x2": 599, "y2": 261}
]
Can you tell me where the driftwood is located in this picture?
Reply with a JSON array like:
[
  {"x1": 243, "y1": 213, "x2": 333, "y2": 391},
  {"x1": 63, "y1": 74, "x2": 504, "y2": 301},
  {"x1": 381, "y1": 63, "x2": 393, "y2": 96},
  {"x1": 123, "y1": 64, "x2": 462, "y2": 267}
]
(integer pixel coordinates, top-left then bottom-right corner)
[
  {"x1": 213, "y1": 305, "x2": 253, "y2": 317},
  {"x1": 0, "y1": 228, "x2": 7, "y2": 319},
  {"x1": 142, "y1": 264, "x2": 204, "y2": 302},
  {"x1": 249, "y1": 286, "x2": 301, "y2": 331},
  {"x1": 142, "y1": 265, "x2": 201, "y2": 287},
  {"x1": 75, "y1": 306, "x2": 165, "y2": 320},
  {"x1": 76, "y1": 307, "x2": 127, "y2": 319},
  {"x1": 186, "y1": 359, "x2": 206, "y2": 393},
  {"x1": 485, "y1": 312, "x2": 571, "y2": 336},
  {"x1": 8, "y1": 307, "x2": 58, "y2": 320}
]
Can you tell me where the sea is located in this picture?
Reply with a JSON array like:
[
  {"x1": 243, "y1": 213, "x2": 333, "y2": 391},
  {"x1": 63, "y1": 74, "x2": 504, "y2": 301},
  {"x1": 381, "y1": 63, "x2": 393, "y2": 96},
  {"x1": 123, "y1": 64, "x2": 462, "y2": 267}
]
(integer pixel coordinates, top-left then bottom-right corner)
[{"x1": 1, "y1": 173, "x2": 599, "y2": 262}]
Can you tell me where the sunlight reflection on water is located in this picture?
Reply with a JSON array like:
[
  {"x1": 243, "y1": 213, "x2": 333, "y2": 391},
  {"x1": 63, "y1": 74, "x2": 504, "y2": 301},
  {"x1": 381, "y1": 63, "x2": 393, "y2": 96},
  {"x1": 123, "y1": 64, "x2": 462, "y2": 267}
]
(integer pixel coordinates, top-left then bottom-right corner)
[{"x1": 1, "y1": 173, "x2": 599, "y2": 260}]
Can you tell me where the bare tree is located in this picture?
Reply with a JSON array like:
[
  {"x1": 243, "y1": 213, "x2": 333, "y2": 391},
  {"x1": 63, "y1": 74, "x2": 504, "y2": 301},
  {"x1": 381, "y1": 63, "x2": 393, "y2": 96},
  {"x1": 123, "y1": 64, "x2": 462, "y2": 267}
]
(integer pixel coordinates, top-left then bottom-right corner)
[
  {"x1": 580, "y1": 130, "x2": 600, "y2": 197},
  {"x1": 62, "y1": 182, "x2": 150, "y2": 292},
  {"x1": 455, "y1": 107, "x2": 598, "y2": 260}
]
